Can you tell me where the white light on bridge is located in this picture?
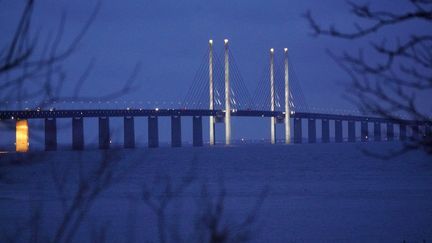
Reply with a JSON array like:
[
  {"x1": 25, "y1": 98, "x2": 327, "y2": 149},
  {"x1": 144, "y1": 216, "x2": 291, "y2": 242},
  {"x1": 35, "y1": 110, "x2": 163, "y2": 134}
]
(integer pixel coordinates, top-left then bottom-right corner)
[
  {"x1": 209, "y1": 39, "x2": 213, "y2": 44},
  {"x1": 155, "y1": 108, "x2": 159, "y2": 111},
  {"x1": 224, "y1": 39, "x2": 229, "y2": 44},
  {"x1": 284, "y1": 48, "x2": 288, "y2": 52},
  {"x1": 270, "y1": 48, "x2": 274, "y2": 53}
]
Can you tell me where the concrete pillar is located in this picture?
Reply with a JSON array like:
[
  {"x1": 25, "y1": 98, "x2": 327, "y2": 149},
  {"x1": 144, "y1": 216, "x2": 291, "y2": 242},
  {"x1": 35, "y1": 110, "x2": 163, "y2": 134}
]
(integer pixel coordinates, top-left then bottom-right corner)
[
  {"x1": 374, "y1": 122, "x2": 381, "y2": 142},
  {"x1": 99, "y1": 117, "x2": 110, "y2": 150},
  {"x1": 361, "y1": 121, "x2": 368, "y2": 142},
  {"x1": 322, "y1": 119, "x2": 330, "y2": 143},
  {"x1": 308, "y1": 118, "x2": 316, "y2": 143},
  {"x1": 148, "y1": 116, "x2": 159, "y2": 148},
  {"x1": 270, "y1": 48, "x2": 276, "y2": 144},
  {"x1": 294, "y1": 118, "x2": 302, "y2": 144},
  {"x1": 425, "y1": 124, "x2": 431, "y2": 137},
  {"x1": 399, "y1": 124, "x2": 407, "y2": 141},
  {"x1": 284, "y1": 48, "x2": 291, "y2": 144},
  {"x1": 72, "y1": 117, "x2": 84, "y2": 150},
  {"x1": 224, "y1": 39, "x2": 231, "y2": 145},
  {"x1": 16, "y1": 119, "x2": 29, "y2": 152},
  {"x1": 411, "y1": 125, "x2": 419, "y2": 140},
  {"x1": 335, "y1": 120, "x2": 343, "y2": 143},
  {"x1": 171, "y1": 116, "x2": 181, "y2": 147},
  {"x1": 124, "y1": 116, "x2": 135, "y2": 149},
  {"x1": 193, "y1": 116, "x2": 203, "y2": 147},
  {"x1": 348, "y1": 120, "x2": 355, "y2": 142},
  {"x1": 386, "y1": 123, "x2": 394, "y2": 141},
  {"x1": 45, "y1": 118, "x2": 57, "y2": 151},
  {"x1": 209, "y1": 39, "x2": 215, "y2": 146}
]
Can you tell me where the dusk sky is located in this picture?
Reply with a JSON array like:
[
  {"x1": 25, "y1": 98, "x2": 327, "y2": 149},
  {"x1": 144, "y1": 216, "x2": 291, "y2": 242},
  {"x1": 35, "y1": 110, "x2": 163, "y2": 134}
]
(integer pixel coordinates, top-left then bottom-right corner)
[{"x1": 0, "y1": 0, "x2": 429, "y2": 144}]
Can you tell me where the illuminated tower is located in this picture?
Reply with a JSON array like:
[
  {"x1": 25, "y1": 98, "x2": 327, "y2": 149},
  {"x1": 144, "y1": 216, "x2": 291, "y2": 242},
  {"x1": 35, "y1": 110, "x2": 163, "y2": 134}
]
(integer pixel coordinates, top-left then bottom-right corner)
[
  {"x1": 270, "y1": 48, "x2": 276, "y2": 144},
  {"x1": 209, "y1": 39, "x2": 215, "y2": 145},
  {"x1": 284, "y1": 48, "x2": 291, "y2": 144},
  {"x1": 224, "y1": 39, "x2": 231, "y2": 145}
]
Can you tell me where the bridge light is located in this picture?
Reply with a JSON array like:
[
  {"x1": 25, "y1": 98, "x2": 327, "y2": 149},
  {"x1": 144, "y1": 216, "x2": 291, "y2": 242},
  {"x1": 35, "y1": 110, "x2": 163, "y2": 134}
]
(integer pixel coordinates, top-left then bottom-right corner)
[
  {"x1": 209, "y1": 39, "x2": 213, "y2": 44},
  {"x1": 16, "y1": 120, "x2": 29, "y2": 153},
  {"x1": 155, "y1": 108, "x2": 159, "y2": 111},
  {"x1": 224, "y1": 39, "x2": 229, "y2": 44},
  {"x1": 270, "y1": 48, "x2": 274, "y2": 53},
  {"x1": 284, "y1": 48, "x2": 288, "y2": 52}
]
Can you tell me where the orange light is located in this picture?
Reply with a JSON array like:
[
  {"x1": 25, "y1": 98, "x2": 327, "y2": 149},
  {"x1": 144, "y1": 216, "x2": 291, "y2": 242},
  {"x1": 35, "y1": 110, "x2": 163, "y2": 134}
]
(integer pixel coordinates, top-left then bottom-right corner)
[{"x1": 16, "y1": 120, "x2": 29, "y2": 152}]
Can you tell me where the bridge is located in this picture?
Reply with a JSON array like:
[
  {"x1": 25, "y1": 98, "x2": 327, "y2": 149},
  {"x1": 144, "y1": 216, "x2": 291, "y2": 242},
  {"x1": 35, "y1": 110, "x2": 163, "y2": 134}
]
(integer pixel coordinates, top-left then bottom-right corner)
[{"x1": 1, "y1": 39, "x2": 430, "y2": 152}]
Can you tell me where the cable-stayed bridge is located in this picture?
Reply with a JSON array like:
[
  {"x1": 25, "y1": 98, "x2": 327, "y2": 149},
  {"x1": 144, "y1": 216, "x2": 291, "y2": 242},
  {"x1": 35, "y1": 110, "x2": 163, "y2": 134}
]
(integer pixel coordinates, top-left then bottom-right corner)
[{"x1": 0, "y1": 39, "x2": 430, "y2": 152}]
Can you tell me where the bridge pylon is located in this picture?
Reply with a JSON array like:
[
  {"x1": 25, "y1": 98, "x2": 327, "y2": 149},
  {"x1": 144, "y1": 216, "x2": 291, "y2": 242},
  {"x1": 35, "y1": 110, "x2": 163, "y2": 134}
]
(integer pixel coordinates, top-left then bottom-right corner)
[
  {"x1": 284, "y1": 48, "x2": 291, "y2": 144},
  {"x1": 209, "y1": 39, "x2": 215, "y2": 145},
  {"x1": 270, "y1": 48, "x2": 276, "y2": 144},
  {"x1": 224, "y1": 39, "x2": 231, "y2": 145}
]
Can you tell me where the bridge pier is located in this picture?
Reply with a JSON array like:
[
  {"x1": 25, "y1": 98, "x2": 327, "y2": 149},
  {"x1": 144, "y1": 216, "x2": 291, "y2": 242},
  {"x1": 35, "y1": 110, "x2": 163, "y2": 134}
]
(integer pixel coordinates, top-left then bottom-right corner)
[
  {"x1": 16, "y1": 119, "x2": 29, "y2": 152},
  {"x1": 386, "y1": 123, "x2": 394, "y2": 141},
  {"x1": 193, "y1": 116, "x2": 203, "y2": 146},
  {"x1": 348, "y1": 121, "x2": 355, "y2": 142},
  {"x1": 308, "y1": 118, "x2": 316, "y2": 143},
  {"x1": 411, "y1": 125, "x2": 419, "y2": 140},
  {"x1": 361, "y1": 121, "x2": 368, "y2": 142},
  {"x1": 294, "y1": 118, "x2": 302, "y2": 143},
  {"x1": 171, "y1": 116, "x2": 182, "y2": 147},
  {"x1": 45, "y1": 118, "x2": 57, "y2": 151},
  {"x1": 99, "y1": 117, "x2": 110, "y2": 149},
  {"x1": 72, "y1": 117, "x2": 84, "y2": 150},
  {"x1": 322, "y1": 119, "x2": 330, "y2": 143},
  {"x1": 124, "y1": 116, "x2": 135, "y2": 149},
  {"x1": 374, "y1": 122, "x2": 381, "y2": 142},
  {"x1": 425, "y1": 124, "x2": 431, "y2": 138},
  {"x1": 399, "y1": 124, "x2": 407, "y2": 141},
  {"x1": 335, "y1": 120, "x2": 343, "y2": 143},
  {"x1": 148, "y1": 116, "x2": 159, "y2": 148}
]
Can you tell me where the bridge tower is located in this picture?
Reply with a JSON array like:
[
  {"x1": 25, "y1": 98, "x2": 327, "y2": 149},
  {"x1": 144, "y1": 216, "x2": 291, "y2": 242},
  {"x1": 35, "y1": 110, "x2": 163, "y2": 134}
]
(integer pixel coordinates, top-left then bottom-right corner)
[
  {"x1": 284, "y1": 48, "x2": 291, "y2": 144},
  {"x1": 224, "y1": 39, "x2": 231, "y2": 145},
  {"x1": 209, "y1": 39, "x2": 215, "y2": 145},
  {"x1": 270, "y1": 48, "x2": 276, "y2": 144}
]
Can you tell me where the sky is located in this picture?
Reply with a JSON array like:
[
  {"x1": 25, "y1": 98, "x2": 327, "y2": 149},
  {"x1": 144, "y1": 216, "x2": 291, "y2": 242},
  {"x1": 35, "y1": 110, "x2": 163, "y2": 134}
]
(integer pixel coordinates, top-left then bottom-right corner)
[{"x1": 0, "y1": 0, "x2": 429, "y2": 146}]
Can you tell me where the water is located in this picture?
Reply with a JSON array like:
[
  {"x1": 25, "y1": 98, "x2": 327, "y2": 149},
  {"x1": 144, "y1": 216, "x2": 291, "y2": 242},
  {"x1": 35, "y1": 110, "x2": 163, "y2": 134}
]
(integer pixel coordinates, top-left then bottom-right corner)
[{"x1": 0, "y1": 142, "x2": 431, "y2": 242}]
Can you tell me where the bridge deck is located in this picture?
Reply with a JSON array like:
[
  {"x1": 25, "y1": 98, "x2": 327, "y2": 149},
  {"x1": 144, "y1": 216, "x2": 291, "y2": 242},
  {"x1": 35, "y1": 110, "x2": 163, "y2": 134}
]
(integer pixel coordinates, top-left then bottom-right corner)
[{"x1": 0, "y1": 109, "x2": 424, "y2": 125}]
